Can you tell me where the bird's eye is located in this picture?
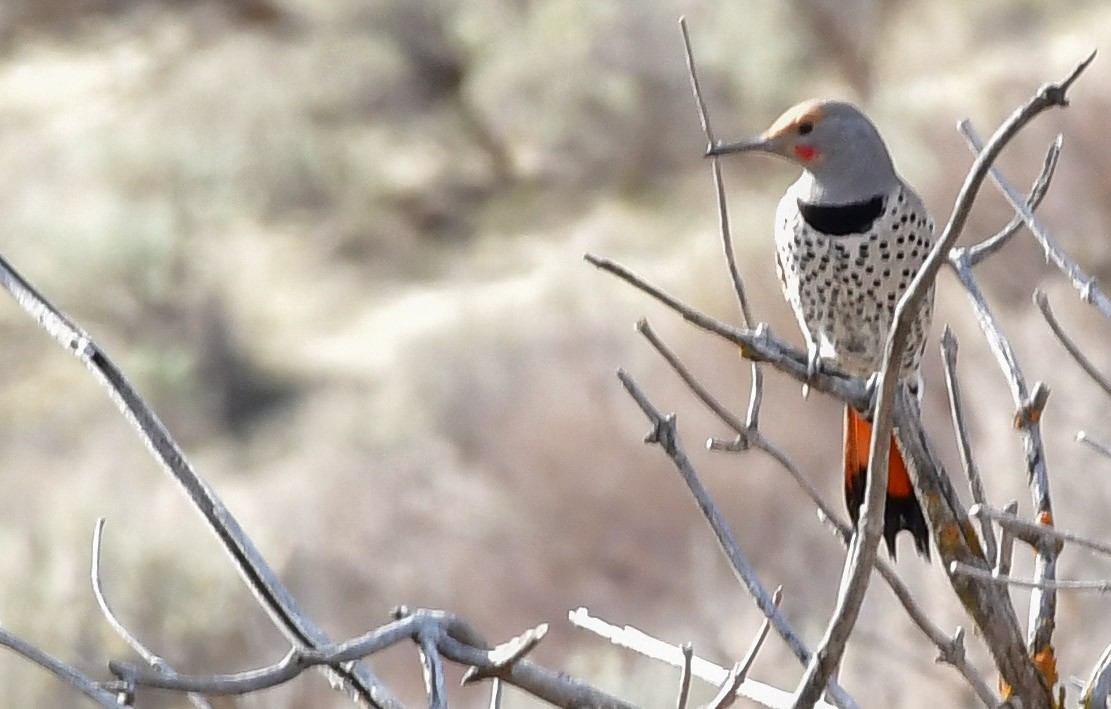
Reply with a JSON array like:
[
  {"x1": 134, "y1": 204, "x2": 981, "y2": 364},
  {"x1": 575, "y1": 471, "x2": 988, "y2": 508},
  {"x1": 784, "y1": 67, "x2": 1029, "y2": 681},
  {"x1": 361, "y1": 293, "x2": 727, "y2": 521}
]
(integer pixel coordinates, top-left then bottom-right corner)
[{"x1": 798, "y1": 121, "x2": 814, "y2": 135}]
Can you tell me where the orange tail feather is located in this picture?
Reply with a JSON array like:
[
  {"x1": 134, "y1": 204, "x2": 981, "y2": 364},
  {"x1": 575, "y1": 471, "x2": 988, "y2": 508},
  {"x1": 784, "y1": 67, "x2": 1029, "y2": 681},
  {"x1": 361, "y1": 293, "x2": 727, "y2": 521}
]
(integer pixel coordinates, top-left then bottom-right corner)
[{"x1": 843, "y1": 406, "x2": 930, "y2": 560}]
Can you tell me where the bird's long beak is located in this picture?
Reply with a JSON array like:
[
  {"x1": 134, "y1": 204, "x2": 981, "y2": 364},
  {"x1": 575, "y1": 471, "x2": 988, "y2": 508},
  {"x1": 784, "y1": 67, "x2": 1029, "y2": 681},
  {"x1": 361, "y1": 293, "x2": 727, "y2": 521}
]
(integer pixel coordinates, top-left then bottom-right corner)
[{"x1": 705, "y1": 134, "x2": 777, "y2": 158}]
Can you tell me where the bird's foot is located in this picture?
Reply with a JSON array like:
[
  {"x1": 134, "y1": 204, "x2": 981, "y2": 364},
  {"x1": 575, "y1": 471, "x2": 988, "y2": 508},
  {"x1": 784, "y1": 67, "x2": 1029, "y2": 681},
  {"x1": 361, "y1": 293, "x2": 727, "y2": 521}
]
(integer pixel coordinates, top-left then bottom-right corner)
[
  {"x1": 863, "y1": 372, "x2": 880, "y2": 419},
  {"x1": 802, "y1": 344, "x2": 822, "y2": 400}
]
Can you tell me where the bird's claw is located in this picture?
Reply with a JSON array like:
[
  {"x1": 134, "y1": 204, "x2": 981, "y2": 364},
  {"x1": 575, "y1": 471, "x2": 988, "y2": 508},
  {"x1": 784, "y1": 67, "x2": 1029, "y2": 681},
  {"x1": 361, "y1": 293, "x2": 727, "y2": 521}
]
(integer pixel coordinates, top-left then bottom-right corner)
[{"x1": 802, "y1": 345, "x2": 822, "y2": 400}]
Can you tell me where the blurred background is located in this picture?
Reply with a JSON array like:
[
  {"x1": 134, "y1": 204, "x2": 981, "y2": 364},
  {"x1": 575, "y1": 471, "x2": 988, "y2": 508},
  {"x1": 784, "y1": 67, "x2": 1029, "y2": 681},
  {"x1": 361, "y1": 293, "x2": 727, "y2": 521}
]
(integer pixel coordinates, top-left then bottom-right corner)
[{"x1": 0, "y1": 1, "x2": 1109, "y2": 707}]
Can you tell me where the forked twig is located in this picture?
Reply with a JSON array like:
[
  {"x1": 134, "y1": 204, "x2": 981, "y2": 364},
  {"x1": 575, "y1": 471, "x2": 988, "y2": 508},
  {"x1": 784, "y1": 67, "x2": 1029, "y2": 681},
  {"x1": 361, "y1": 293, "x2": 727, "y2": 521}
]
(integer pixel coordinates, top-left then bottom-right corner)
[
  {"x1": 584, "y1": 252, "x2": 870, "y2": 411},
  {"x1": 964, "y1": 136, "x2": 1062, "y2": 266},
  {"x1": 638, "y1": 318, "x2": 997, "y2": 705},
  {"x1": 957, "y1": 54, "x2": 1110, "y2": 321},
  {"x1": 0, "y1": 252, "x2": 401, "y2": 709},
  {"x1": 614, "y1": 369, "x2": 856, "y2": 708}
]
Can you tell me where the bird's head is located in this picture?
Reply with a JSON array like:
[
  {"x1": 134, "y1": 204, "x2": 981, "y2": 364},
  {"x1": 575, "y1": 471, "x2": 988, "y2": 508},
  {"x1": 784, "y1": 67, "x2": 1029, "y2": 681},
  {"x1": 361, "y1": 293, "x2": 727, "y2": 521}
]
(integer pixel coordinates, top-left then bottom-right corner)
[{"x1": 707, "y1": 99, "x2": 898, "y2": 203}]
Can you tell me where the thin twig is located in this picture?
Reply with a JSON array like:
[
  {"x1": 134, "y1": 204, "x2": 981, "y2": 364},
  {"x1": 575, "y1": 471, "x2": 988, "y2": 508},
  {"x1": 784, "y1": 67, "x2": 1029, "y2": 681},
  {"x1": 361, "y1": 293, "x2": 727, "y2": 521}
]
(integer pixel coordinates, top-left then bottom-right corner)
[
  {"x1": 706, "y1": 662, "x2": 747, "y2": 709},
  {"x1": 678, "y1": 17, "x2": 717, "y2": 147},
  {"x1": 996, "y1": 501, "x2": 1020, "y2": 577},
  {"x1": 964, "y1": 136, "x2": 1062, "y2": 266},
  {"x1": 972, "y1": 504, "x2": 1111, "y2": 558},
  {"x1": 1077, "y1": 431, "x2": 1111, "y2": 461},
  {"x1": 1034, "y1": 290, "x2": 1111, "y2": 397},
  {"x1": 0, "y1": 628, "x2": 123, "y2": 707},
  {"x1": 1081, "y1": 642, "x2": 1111, "y2": 708},
  {"x1": 0, "y1": 251, "x2": 401, "y2": 709},
  {"x1": 488, "y1": 679, "x2": 503, "y2": 709},
  {"x1": 418, "y1": 631, "x2": 447, "y2": 709},
  {"x1": 614, "y1": 369, "x2": 856, "y2": 708},
  {"x1": 568, "y1": 608, "x2": 838, "y2": 709},
  {"x1": 676, "y1": 643, "x2": 694, "y2": 709},
  {"x1": 584, "y1": 252, "x2": 870, "y2": 410},
  {"x1": 941, "y1": 328, "x2": 997, "y2": 562},
  {"x1": 737, "y1": 586, "x2": 782, "y2": 683},
  {"x1": 950, "y1": 563, "x2": 1111, "y2": 593},
  {"x1": 91, "y1": 519, "x2": 215, "y2": 709},
  {"x1": 680, "y1": 17, "x2": 765, "y2": 427}
]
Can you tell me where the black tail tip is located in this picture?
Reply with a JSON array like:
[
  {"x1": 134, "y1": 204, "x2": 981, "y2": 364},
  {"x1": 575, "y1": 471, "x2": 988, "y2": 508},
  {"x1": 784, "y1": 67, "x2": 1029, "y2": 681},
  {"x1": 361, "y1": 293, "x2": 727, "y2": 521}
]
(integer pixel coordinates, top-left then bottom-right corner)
[{"x1": 883, "y1": 495, "x2": 931, "y2": 561}]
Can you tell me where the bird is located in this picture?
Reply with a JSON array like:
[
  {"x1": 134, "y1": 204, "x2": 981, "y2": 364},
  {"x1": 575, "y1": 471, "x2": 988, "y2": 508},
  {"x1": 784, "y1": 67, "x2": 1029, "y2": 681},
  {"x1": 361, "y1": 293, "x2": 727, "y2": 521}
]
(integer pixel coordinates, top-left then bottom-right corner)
[{"x1": 708, "y1": 99, "x2": 933, "y2": 560}]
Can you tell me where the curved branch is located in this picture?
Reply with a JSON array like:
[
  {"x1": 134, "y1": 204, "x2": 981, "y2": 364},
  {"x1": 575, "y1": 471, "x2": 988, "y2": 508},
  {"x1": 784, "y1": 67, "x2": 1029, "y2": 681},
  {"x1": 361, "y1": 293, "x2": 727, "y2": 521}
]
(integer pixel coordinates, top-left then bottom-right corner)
[
  {"x1": 1034, "y1": 289, "x2": 1111, "y2": 398},
  {"x1": 91, "y1": 519, "x2": 214, "y2": 709},
  {"x1": 0, "y1": 253, "x2": 400, "y2": 709}
]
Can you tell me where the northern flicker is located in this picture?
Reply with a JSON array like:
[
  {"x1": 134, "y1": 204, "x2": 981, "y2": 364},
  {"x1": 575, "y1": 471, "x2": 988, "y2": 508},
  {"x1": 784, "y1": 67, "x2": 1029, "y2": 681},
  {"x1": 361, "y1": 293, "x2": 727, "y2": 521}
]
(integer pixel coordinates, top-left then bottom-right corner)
[{"x1": 709, "y1": 99, "x2": 933, "y2": 560}]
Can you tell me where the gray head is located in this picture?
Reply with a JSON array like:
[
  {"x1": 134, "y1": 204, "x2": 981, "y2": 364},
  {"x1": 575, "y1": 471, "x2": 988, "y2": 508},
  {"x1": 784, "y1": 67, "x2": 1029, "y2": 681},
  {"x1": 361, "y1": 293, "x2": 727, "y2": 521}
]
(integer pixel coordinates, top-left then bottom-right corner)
[{"x1": 707, "y1": 99, "x2": 899, "y2": 205}]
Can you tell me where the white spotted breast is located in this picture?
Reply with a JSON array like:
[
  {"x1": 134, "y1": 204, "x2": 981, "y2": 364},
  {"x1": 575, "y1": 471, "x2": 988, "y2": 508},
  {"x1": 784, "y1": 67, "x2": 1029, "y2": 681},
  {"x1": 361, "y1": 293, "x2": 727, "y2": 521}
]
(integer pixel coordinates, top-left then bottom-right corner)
[{"x1": 773, "y1": 180, "x2": 935, "y2": 381}]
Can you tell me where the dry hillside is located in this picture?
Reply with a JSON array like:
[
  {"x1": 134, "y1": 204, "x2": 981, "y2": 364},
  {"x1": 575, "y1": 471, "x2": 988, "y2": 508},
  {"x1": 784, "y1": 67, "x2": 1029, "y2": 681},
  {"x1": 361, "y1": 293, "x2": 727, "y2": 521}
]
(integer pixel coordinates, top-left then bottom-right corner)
[{"x1": 1, "y1": 1, "x2": 1110, "y2": 707}]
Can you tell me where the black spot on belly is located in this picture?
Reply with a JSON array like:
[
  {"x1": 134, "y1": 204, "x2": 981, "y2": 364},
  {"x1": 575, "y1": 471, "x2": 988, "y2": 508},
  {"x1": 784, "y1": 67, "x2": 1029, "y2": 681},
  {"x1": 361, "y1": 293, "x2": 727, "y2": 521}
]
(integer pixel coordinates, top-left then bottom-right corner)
[{"x1": 798, "y1": 195, "x2": 885, "y2": 236}]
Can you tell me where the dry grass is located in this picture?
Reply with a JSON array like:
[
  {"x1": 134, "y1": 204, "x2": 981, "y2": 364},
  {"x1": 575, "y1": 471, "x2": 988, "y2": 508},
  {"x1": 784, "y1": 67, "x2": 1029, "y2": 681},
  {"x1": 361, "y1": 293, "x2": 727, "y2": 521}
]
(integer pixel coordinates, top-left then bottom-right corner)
[{"x1": 2, "y1": 1, "x2": 1111, "y2": 707}]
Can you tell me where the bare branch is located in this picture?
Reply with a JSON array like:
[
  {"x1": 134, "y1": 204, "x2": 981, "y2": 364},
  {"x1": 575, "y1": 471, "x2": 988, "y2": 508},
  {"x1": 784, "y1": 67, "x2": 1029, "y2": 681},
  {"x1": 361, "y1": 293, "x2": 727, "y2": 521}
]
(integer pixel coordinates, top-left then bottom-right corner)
[
  {"x1": 675, "y1": 643, "x2": 694, "y2": 709},
  {"x1": 1081, "y1": 642, "x2": 1111, "y2": 708},
  {"x1": 948, "y1": 257, "x2": 1058, "y2": 666},
  {"x1": 996, "y1": 501, "x2": 1020, "y2": 577},
  {"x1": 737, "y1": 586, "x2": 782, "y2": 683},
  {"x1": 964, "y1": 136, "x2": 1062, "y2": 266},
  {"x1": 418, "y1": 631, "x2": 447, "y2": 709},
  {"x1": 568, "y1": 608, "x2": 837, "y2": 709},
  {"x1": 0, "y1": 251, "x2": 402, "y2": 709},
  {"x1": 1077, "y1": 431, "x2": 1111, "y2": 461},
  {"x1": 678, "y1": 16, "x2": 718, "y2": 147},
  {"x1": 613, "y1": 369, "x2": 856, "y2": 708},
  {"x1": 111, "y1": 608, "x2": 627, "y2": 709},
  {"x1": 956, "y1": 54, "x2": 1111, "y2": 321},
  {"x1": 488, "y1": 680, "x2": 503, "y2": 709},
  {"x1": 91, "y1": 519, "x2": 214, "y2": 709},
  {"x1": 0, "y1": 628, "x2": 123, "y2": 707},
  {"x1": 1034, "y1": 290, "x2": 1111, "y2": 397},
  {"x1": 941, "y1": 328, "x2": 997, "y2": 562},
  {"x1": 460, "y1": 621, "x2": 549, "y2": 685},
  {"x1": 638, "y1": 319, "x2": 996, "y2": 706},
  {"x1": 706, "y1": 662, "x2": 747, "y2": 709},
  {"x1": 680, "y1": 17, "x2": 765, "y2": 428},
  {"x1": 584, "y1": 253, "x2": 870, "y2": 411},
  {"x1": 972, "y1": 504, "x2": 1111, "y2": 559},
  {"x1": 892, "y1": 392, "x2": 1050, "y2": 701},
  {"x1": 951, "y1": 563, "x2": 1111, "y2": 593}
]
